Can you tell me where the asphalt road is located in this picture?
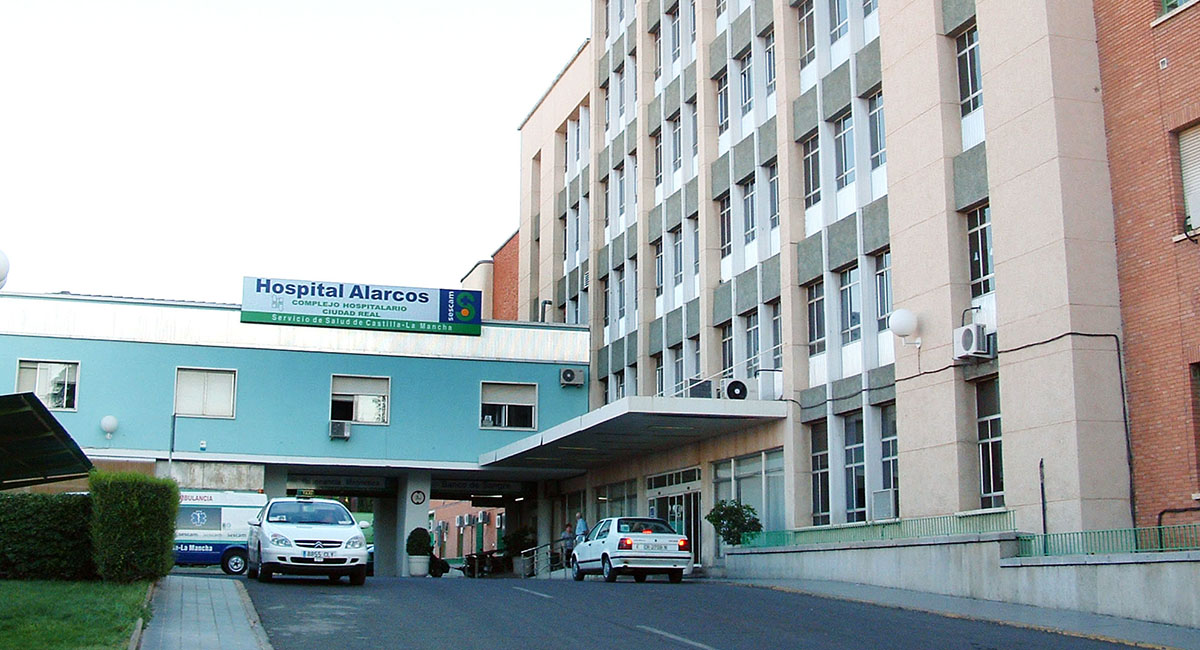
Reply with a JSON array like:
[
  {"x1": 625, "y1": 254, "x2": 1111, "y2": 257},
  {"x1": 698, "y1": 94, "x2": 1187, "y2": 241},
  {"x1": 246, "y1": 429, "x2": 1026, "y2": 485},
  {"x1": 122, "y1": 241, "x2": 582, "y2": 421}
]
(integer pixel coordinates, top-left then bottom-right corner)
[{"x1": 242, "y1": 574, "x2": 1137, "y2": 650}]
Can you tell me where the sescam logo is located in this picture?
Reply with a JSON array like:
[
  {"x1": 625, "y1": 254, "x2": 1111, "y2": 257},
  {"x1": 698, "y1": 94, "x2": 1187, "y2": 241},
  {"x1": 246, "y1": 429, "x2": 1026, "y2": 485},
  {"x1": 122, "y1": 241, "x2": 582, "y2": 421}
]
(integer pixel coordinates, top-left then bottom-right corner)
[{"x1": 241, "y1": 276, "x2": 482, "y2": 336}]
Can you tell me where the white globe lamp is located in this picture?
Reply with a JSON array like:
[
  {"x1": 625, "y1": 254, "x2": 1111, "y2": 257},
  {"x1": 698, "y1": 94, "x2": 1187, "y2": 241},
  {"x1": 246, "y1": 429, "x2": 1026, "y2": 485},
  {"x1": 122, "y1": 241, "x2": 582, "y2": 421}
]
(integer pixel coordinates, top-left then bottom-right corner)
[
  {"x1": 100, "y1": 415, "x2": 119, "y2": 440},
  {"x1": 889, "y1": 308, "x2": 921, "y2": 347}
]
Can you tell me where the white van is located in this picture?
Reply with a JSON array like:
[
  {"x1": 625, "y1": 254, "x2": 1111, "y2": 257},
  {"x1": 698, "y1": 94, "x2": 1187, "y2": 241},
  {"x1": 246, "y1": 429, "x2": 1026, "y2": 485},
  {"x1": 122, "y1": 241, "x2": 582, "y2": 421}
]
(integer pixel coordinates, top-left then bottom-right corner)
[{"x1": 174, "y1": 490, "x2": 268, "y2": 574}]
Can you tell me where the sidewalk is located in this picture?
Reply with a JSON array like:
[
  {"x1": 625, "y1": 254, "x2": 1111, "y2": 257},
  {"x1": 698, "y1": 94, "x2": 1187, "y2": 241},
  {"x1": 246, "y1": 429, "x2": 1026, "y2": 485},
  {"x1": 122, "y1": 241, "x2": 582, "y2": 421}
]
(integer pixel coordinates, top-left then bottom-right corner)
[
  {"x1": 711, "y1": 577, "x2": 1200, "y2": 650},
  {"x1": 139, "y1": 574, "x2": 272, "y2": 650}
]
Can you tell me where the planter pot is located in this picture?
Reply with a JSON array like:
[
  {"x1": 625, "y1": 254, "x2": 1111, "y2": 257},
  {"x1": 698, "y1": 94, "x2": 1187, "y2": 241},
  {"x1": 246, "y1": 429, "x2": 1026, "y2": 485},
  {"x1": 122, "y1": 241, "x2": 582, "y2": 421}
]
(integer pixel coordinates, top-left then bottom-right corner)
[{"x1": 408, "y1": 555, "x2": 430, "y2": 577}]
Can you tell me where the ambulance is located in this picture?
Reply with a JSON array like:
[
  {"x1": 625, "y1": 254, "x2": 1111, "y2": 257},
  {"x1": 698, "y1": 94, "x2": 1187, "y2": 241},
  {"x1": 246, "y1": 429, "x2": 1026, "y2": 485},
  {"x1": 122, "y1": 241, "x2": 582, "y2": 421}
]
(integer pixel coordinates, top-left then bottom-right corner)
[{"x1": 174, "y1": 491, "x2": 268, "y2": 574}]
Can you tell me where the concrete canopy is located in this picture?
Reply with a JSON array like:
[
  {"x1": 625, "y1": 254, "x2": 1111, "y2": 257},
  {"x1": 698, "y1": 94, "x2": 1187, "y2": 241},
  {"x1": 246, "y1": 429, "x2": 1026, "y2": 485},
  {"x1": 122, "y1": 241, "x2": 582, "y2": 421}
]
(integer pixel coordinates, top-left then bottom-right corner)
[
  {"x1": 480, "y1": 396, "x2": 788, "y2": 470},
  {"x1": 0, "y1": 393, "x2": 93, "y2": 489}
]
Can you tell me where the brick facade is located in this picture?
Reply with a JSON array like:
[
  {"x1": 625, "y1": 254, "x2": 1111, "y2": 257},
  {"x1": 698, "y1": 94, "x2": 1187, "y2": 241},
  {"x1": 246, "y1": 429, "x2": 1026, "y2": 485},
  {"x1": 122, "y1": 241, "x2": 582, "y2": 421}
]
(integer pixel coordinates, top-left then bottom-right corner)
[
  {"x1": 1094, "y1": 1, "x2": 1200, "y2": 526},
  {"x1": 490, "y1": 231, "x2": 520, "y2": 321}
]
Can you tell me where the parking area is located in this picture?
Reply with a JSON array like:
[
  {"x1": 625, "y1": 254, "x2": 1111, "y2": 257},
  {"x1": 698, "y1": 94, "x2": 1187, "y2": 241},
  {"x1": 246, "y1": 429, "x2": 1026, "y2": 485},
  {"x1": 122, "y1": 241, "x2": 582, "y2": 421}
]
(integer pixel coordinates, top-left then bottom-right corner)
[{"x1": 241, "y1": 576, "x2": 1137, "y2": 650}]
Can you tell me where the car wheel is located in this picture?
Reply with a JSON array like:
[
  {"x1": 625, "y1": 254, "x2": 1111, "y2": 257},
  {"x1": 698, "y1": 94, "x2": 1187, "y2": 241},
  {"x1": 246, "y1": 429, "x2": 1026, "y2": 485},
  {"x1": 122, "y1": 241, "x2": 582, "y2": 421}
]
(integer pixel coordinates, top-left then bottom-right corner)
[
  {"x1": 221, "y1": 550, "x2": 247, "y2": 575},
  {"x1": 571, "y1": 556, "x2": 585, "y2": 581},
  {"x1": 349, "y1": 566, "x2": 367, "y2": 586},
  {"x1": 257, "y1": 547, "x2": 273, "y2": 583},
  {"x1": 634, "y1": 573, "x2": 647, "y2": 583},
  {"x1": 669, "y1": 569, "x2": 683, "y2": 584},
  {"x1": 602, "y1": 556, "x2": 617, "y2": 583}
]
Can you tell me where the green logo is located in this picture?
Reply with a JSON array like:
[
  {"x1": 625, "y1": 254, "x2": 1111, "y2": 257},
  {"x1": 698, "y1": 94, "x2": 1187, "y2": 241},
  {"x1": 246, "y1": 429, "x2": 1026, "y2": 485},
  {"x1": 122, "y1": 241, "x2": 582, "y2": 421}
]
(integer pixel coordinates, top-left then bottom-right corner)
[{"x1": 455, "y1": 292, "x2": 477, "y2": 322}]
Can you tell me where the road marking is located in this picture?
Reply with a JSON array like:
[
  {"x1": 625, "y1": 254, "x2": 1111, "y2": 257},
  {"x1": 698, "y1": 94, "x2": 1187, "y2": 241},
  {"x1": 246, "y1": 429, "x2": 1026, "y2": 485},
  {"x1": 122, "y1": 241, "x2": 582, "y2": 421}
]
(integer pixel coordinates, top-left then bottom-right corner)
[
  {"x1": 511, "y1": 587, "x2": 553, "y2": 600},
  {"x1": 636, "y1": 625, "x2": 718, "y2": 650}
]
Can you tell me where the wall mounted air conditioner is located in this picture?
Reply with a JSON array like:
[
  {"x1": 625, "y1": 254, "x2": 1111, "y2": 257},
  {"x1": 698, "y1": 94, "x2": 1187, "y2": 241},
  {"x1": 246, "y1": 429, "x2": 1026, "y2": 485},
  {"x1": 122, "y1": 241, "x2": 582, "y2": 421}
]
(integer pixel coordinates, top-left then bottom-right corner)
[
  {"x1": 687, "y1": 379, "x2": 713, "y2": 398},
  {"x1": 455, "y1": 515, "x2": 465, "y2": 527},
  {"x1": 560, "y1": 367, "x2": 584, "y2": 386},
  {"x1": 329, "y1": 421, "x2": 351, "y2": 439},
  {"x1": 871, "y1": 489, "x2": 897, "y2": 521},
  {"x1": 757, "y1": 369, "x2": 784, "y2": 401},
  {"x1": 953, "y1": 323, "x2": 992, "y2": 360},
  {"x1": 721, "y1": 378, "x2": 757, "y2": 400},
  {"x1": 479, "y1": 510, "x2": 490, "y2": 524}
]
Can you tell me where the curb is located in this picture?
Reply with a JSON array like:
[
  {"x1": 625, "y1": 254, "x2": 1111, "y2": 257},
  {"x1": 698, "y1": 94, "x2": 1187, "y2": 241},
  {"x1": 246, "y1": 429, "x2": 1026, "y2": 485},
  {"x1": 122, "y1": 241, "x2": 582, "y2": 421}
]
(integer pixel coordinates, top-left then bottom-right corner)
[
  {"x1": 722, "y1": 581, "x2": 1178, "y2": 650},
  {"x1": 128, "y1": 580, "x2": 157, "y2": 650},
  {"x1": 235, "y1": 578, "x2": 274, "y2": 650}
]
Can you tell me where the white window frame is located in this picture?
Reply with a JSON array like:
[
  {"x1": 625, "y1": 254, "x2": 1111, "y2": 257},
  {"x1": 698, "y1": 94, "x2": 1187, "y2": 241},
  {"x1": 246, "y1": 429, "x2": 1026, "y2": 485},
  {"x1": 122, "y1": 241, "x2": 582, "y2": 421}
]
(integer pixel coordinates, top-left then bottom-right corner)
[
  {"x1": 802, "y1": 134, "x2": 821, "y2": 207},
  {"x1": 834, "y1": 111, "x2": 856, "y2": 189},
  {"x1": 839, "y1": 266, "x2": 862, "y2": 344},
  {"x1": 331, "y1": 374, "x2": 390, "y2": 425},
  {"x1": 739, "y1": 52, "x2": 754, "y2": 116},
  {"x1": 798, "y1": 0, "x2": 816, "y2": 68},
  {"x1": 480, "y1": 381, "x2": 538, "y2": 431},
  {"x1": 829, "y1": 0, "x2": 849, "y2": 43},
  {"x1": 719, "y1": 196, "x2": 733, "y2": 257},
  {"x1": 868, "y1": 91, "x2": 886, "y2": 169},
  {"x1": 956, "y1": 26, "x2": 983, "y2": 117},
  {"x1": 174, "y1": 367, "x2": 237, "y2": 419},
  {"x1": 967, "y1": 205, "x2": 994, "y2": 298},
  {"x1": 16, "y1": 359, "x2": 80, "y2": 412},
  {"x1": 717, "y1": 73, "x2": 730, "y2": 134},
  {"x1": 742, "y1": 179, "x2": 757, "y2": 244},
  {"x1": 764, "y1": 30, "x2": 776, "y2": 96}
]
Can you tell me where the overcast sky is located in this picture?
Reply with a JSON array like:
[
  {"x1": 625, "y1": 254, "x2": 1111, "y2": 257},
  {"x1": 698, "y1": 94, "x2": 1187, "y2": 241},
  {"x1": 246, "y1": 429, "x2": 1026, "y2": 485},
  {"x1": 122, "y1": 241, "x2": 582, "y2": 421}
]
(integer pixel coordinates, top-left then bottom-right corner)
[{"x1": 0, "y1": 0, "x2": 589, "y2": 303}]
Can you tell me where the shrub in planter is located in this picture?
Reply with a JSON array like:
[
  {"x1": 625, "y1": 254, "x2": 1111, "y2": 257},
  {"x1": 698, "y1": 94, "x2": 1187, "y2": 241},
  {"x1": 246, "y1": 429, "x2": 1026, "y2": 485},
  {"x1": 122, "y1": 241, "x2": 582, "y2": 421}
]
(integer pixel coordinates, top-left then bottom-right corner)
[
  {"x1": 0, "y1": 492, "x2": 97, "y2": 581},
  {"x1": 704, "y1": 499, "x2": 763, "y2": 546},
  {"x1": 90, "y1": 471, "x2": 179, "y2": 583},
  {"x1": 405, "y1": 527, "x2": 433, "y2": 556}
]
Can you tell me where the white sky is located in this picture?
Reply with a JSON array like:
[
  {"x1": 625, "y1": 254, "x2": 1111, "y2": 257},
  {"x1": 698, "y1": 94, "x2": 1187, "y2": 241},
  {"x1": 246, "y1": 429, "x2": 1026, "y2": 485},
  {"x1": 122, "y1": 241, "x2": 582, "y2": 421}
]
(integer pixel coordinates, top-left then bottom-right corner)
[{"x1": 0, "y1": 0, "x2": 590, "y2": 303}]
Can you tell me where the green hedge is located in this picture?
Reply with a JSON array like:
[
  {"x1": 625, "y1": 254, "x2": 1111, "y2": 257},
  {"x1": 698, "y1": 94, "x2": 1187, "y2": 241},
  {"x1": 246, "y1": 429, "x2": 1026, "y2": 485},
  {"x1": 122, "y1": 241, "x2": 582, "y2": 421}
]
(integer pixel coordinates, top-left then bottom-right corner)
[
  {"x1": 0, "y1": 493, "x2": 97, "y2": 581},
  {"x1": 90, "y1": 471, "x2": 179, "y2": 583}
]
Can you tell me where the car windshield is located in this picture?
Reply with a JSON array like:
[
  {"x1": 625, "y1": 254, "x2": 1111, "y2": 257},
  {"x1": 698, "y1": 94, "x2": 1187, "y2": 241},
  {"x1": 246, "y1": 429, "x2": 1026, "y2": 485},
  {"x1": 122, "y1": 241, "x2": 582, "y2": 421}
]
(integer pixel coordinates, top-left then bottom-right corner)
[
  {"x1": 615, "y1": 518, "x2": 677, "y2": 534},
  {"x1": 266, "y1": 501, "x2": 354, "y2": 525}
]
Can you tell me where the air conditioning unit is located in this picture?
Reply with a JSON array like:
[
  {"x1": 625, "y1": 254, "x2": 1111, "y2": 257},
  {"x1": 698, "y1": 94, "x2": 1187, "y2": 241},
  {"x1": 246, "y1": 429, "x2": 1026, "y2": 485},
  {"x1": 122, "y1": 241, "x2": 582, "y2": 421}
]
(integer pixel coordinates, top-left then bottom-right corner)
[
  {"x1": 582, "y1": 271, "x2": 590, "y2": 289},
  {"x1": 560, "y1": 367, "x2": 584, "y2": 386},
  {"x1": 953, "y1": 323, "x2": 992, "y2": 360},
  {"x1": 871, "y1": 489, "x2": 897, "y2": 521},
  {"x1": 687, "y1": 379, "x2": 713, "y2": 398},
  {"x1": 757, "y1": 369, "x2": 783, "y2": 401},
  {"x1": 721, "y1": 378, "x2": 757, "y2": 400},
  {"x1": 455, "y1": 515, "x2": 465, "y2": 527},
  {"x1": 329, "y1": 421, "x2": 351, "y2": 439},
  {"x1": 479, "y1": 510, "x2": 490, "y2": 524}
]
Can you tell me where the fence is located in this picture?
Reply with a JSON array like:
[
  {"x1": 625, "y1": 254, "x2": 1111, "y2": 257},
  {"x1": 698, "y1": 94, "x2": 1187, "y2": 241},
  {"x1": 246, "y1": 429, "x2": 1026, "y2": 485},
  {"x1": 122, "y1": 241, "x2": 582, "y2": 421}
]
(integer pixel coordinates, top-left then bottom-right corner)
[
  {"x1": 740, "y1": 510, "x2": 1016, "y2": 548},
  {"x1": 1017, "y1": 523, "x2": 1200, "y2": 558}
]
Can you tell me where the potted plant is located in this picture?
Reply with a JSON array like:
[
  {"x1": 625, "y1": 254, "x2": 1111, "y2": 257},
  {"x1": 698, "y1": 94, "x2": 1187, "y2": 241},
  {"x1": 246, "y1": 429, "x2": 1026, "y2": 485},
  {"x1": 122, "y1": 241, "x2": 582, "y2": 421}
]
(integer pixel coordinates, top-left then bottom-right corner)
[
  {"x1": 406, "y1": 527, "x2": 433, "y2": 577},
  {"x1": 704, "y1": 499, "x2": 763, "y2": 547}
]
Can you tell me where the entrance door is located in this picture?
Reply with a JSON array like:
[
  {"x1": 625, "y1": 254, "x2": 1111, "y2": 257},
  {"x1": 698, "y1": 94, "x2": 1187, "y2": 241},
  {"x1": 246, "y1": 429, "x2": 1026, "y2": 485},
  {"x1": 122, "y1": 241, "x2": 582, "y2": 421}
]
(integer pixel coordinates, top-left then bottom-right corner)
[{"x1": 648, "y1": 490, "x2": 702, "y2": 565}]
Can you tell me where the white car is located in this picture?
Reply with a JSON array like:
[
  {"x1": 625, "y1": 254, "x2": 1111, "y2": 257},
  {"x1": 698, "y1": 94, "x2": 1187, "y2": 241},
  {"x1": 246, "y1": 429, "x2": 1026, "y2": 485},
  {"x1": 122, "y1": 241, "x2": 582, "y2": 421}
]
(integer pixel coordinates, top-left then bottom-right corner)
[
  {"x1": 246, "y1": 497, "x2": 370, "y2": 585},
  {"x1": 572, "y1": 517, "x2": 693, "y2": 583}
]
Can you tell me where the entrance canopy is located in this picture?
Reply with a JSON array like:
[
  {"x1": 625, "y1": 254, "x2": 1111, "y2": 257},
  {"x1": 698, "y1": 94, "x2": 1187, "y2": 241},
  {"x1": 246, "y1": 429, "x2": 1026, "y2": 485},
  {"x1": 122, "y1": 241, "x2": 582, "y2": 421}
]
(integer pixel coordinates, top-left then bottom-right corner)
[
  {"x1": 0, "y1": 393, "x2": 93, "y2": 489},
  {"x1": 480, "y1": 396, "x2": 788, "y2": 470}
]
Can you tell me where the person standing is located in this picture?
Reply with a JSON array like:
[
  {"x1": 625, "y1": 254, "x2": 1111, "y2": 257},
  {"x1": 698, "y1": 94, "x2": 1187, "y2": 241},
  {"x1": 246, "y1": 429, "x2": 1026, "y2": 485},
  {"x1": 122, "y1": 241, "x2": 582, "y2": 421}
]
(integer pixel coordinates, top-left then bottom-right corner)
[
  {"x1": 560, "y1": 524, "x2": 574, "y2": 567},
  {"x1": 574, "y1": 511, "x2": 589, "y2": 542}
]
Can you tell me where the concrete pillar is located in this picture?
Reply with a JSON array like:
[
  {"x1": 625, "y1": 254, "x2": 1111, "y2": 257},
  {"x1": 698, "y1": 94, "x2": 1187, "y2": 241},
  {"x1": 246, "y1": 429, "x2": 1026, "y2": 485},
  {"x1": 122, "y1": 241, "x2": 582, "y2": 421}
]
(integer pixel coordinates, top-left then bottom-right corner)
[
  {"x1": 374, "y1": 493, "x2": 399, "y2": 577},
  {"x1": 262, "y1": 465, "x2": 288, "y2": 499},
  {"x1": 536, "y1": 481, "x2": 552, "y2": 548},
  {"x1": 399, "y1": 471, "x2": 431, "y2": 577}
]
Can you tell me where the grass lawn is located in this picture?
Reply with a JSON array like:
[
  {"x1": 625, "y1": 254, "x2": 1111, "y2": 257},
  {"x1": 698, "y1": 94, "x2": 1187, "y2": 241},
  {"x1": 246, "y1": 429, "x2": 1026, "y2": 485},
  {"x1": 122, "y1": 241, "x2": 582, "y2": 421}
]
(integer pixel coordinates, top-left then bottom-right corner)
[{"x1": 0, "y1": 579, "x2": 151, "y2": 650}]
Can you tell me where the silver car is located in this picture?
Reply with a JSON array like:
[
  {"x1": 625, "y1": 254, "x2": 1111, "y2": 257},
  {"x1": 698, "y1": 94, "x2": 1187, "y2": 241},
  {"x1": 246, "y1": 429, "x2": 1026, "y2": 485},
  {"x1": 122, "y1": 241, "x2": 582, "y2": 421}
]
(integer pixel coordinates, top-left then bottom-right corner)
[{"x1": 246, "y1": 497, "x2": 370, "y2": 585}]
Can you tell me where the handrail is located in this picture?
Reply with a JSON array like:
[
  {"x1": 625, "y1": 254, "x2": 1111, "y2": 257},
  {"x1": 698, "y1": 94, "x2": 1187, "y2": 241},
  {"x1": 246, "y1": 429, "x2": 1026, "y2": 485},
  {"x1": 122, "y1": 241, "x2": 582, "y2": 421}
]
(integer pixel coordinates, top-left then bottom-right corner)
[
  {"x1": 740, "y1": 510, "x2": 1016, "y2": 548},
  {"x1": 519, "y1": 536, "x2": 577, "y2": 579},
  {"x1": 1017, "y1": 522, "x2": 1200, "y2": 558}
]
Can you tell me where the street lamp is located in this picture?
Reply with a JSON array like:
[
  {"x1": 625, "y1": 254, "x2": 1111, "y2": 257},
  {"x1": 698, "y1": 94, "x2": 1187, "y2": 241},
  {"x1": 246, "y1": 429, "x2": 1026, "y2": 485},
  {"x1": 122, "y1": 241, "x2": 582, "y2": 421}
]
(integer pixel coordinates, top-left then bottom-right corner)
[{"x1": 0, "y1": 249, "x2": 9, "y2": 290}]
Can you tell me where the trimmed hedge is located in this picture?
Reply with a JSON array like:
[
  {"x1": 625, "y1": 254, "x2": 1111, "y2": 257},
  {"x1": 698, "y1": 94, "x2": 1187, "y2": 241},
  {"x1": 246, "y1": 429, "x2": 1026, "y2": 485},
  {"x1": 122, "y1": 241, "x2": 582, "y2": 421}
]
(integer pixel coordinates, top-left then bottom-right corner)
[
  {"x1": 0, "y1": 492, "x2": 97, "y2": 580},
  {"x1": 90, "y1": 471, "x2": 179, "y2": 583}
]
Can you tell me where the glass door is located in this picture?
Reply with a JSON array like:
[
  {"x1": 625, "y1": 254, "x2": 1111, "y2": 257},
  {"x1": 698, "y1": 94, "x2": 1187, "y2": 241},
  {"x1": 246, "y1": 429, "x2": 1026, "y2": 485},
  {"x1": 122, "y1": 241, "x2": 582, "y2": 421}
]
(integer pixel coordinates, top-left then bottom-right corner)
[{"x1": 649, "y1": 490, "x2": 702, "y2": 565}]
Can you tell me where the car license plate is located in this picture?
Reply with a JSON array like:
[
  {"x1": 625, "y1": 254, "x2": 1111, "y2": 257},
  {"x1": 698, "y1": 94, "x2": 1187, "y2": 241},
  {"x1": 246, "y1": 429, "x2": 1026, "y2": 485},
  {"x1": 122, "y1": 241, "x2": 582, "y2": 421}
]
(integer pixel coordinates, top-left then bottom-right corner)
[
  {"x1": 302, "y1": 550, "x2": 336, "y2": 560},
  {"x1": 638, "y1": 543, "x2": 669, "y2": 551}
]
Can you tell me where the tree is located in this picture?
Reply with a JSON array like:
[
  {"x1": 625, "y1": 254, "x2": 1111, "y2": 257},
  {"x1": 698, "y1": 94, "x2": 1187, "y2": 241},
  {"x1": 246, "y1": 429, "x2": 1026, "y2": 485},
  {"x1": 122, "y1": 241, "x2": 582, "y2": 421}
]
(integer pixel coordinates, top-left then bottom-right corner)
[{"x1": 705, "y1": 500, "x2": 763, "y2": 546}]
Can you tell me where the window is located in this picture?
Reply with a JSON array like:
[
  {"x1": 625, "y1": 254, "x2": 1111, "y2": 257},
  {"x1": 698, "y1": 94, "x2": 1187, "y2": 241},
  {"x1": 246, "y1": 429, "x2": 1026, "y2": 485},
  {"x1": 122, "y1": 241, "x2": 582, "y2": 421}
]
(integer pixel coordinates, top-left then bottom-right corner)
[
  {"x1": 745, "y1": 312, "x2": 760, "y2": 377},
  {"x1": 604, "y1": 0, "x2": 610, "y2": 36},
  {"x1": 690, "y1": 336, "x2": 701, "y2": 382},
  {"x1": 672, "y1": 346, "x2": 686, "y2": 396},
  {"x1": 602, "y1": 181, "x2": 610, "y2": 227},
  {"x1": 671, "y1": 227, "x2": 684, "y2": 285},
  {"x1": 717, "y1": 73, "x2": 730, "y2": 134},
  {"x1": 631, "y1": 259, "x2": 639, "y2": 314},
  {"x1": 616, "y1": 69, "x2": 626, "y2": 117},
  {"x1": 764, "y1": 30, "x2": 776, "y2": 96},
  {"x1": 834, "y1": 111, "x2": 856, "y2": 189},
  {"x1": 716, "y1": 0, "x2": 726, "y2": 17},
  {"x1": 331, "y1": 375, "x2": 388, "y2": 424},
  {"x1": 875, "y1": 251, "x2": 891, "y2": 330},
  {"x1": 669, "y1": 9, "x2": 681, "y2": 62},
  {"x1": 956, "y1": 27, "x2": 983, "y2": 117},
  {"x1": 720, "y1": 322, "x2": 734, "y2": 378},
  {"x1": 616, "y1": 166, "x2": 626, "y2": 216},
  {"x1": 719, "y1": 196, "x2": 733, "y2": 257},
  {"x1": 689, "y1": 102, "x2": 699, "y2": 156},
  {"x1": 767, "y1": 164, "x2": 779, "y2": 229},
  {"x1": 614, "y1": 370, "x2": 626, "y2": 399},
  {"x1": 844, "y1": 412, "x2": 866, "y2": 522},
  {"x1": 17, "y1": 360, "x2": 78, "y2": 410},
  {"x1": 654, "y1": 355, "x2": 664, "y2": 395},
  {"x1": 967, "y1": 205, "x2": 994, "y2": 297},
  {"x1": 839, "y1": 266, "x2": 862, "y2": 344},
  {"x1": 653, "y1": 29, "x2": 662, "y2": 79},
  {"x1": 864, "y1": 0, "x2": 877, "y2": 15},
  {"x1": 617, "y1": 0, "x2": 624, "y2": 24},
  {"x1": 712, "y1": 449, "x2": 786, "y2": 532},
  {"x1": 798, "y1": 0, "x2": 816, "y2": 67},
  {"x1": 671, "y1": 119, "x2": 683, "y2": 171},
  {"x1": 654, "y1": 241, "x2": 664, "y2": 296},
  {"x1": 880, "y1": 403, "x2": 899, "y2": 517},
  {"x1": 770, "y1": 302, "x2": 782, "y2": 368},
  {"x1": 654, "y1": 134, "x2": 663, "y2": 186},
  {"x1": 595, "y1": 479, "x2": 638, "y2": 519},
  {"x1": 802, "y1": 134, "x2": 821, "y2": 207},
  {"x1": 690, "y1": 0, "x2": 697, "y2": 43},
  {"x1": 739, "y1": 52, "x2": 754, "y2": 116},
  {"x1": 869, "y1": 91, "x2": 886, "y2": 169},
  {"x1": 1179, "y1": 124, "x2": 1200, "y2": 231},
  {"x1": 976, "y1": 377, "x2": 1004, "y2": 508},
  {"x1": 742, "y1": 180, "x2": 757, "y2": 243},
  {"x1": 807, "y1": 281, "x2": 826, "y2": 355},
  {"x1": 616, "y1": 266, "x2": 626, "y2": 319},
  {"x1": 603, "y1": 86, "x2": 610, "y2": 131},
  {"x1": 602, "y1": 278, "x2": 610, "y2": 326},
  {"x1": 175, "y1": 368, "x2": 235, "y2": 418},
  {"x1": 480, "y1": 382, "x2": 536, "y2": 429},
  {"x1": 830, "y1": 0, "x2": 848, "y2": 42},
  {"x1": 811, "y1": 422, "x2": 830, "y2": 525},
  {"x1": 691, "y1": 217, "x2": 701, "y2": 273}
]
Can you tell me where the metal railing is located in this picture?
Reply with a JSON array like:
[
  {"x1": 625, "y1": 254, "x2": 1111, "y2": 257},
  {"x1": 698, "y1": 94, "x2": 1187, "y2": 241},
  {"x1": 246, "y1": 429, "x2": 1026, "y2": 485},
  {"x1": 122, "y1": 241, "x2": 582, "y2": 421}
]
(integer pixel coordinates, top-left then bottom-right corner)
[
  {"x1": 740, "y1": 510, "x2": 1016, "y2": 548},
  {"x1": 1017, "y1": 523, "x2": 1200, "y2": 558},
  {"x1": 519, "y1": 537, "x2": 576, "y2": 578}
]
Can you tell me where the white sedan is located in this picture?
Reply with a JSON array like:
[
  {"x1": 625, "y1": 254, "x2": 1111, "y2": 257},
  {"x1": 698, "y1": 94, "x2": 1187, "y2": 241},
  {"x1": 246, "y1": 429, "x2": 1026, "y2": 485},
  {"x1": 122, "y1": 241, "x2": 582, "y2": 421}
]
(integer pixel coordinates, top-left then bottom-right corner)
[
  {"x1": 572, "y1": 517, "x2": 693, "y2": 583},
  {"x1": 246, "y1": 497, "x2": 370, "y2": 585}
]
